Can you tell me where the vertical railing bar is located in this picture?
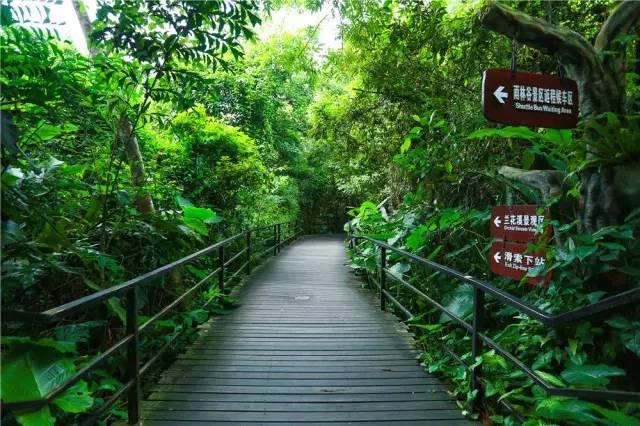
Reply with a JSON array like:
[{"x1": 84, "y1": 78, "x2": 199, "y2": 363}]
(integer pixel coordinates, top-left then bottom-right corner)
[
  {"x1": 218, "y1": 245, "x2": 225, "y2": 294},
  {"x1": 273, "y1": 224, "x2": 277, "y2": 256},
  {"x1": 380, "y1": 246, "x2": 387, "y2": 311},
  {"x1": 278, "y1": 223, "x2": 281, "y2": 253},
  {"x1": 125, "y1": 288, "x2": 140, "y2": 424},
  {"x1": 472, "y1": 287, "x2": 485, "y2": 411},
  {"x1": 246, "y1": 231, "x2": 252, "y2": 274}
]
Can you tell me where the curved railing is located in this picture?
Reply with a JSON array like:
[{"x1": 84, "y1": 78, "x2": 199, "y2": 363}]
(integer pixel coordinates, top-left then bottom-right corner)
[
  {"x1": 2, "y1": 221, "x2": 303, "y2": 425},
  {"x1": 348, "y1": 233, "x2": 640, "y2": 419}
]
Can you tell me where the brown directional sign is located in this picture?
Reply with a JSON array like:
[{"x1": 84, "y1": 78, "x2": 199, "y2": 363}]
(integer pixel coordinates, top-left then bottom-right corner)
[
  {"x1": 491, "y1": 205, "x2": 551, "y2": 243},
  {"x1": 490, "y1": 241, "x2": 549, "y2": 285},
  {"x1": 482, "y1": 69, "x2": 579, "y2": 129}
]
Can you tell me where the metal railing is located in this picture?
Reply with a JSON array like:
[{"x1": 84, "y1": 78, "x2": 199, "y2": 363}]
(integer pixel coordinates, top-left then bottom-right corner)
[
  {"x1": 348, "y1": 233, "x2": 640, "y2": 417},
  {"x1": 2, "y1": 221, "x2": 302, "y2": 425}
]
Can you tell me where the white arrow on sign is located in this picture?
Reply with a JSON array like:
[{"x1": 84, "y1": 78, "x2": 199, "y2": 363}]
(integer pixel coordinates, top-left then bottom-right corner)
[
  {"x1": 493, "y1": 86, "x2": 508, "y2": 104},
  {"x1": 493, "y1": 251, "x2": 502, "y2": 263},
  {"x1": 493, "y1": 216, "x2": 502, "y2": 228}
]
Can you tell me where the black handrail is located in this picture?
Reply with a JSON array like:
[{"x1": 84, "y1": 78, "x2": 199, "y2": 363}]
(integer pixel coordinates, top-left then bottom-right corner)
[
  {"x1": 349, "y1": 234, "x2": 640, "y2": 414},
  {"x1": 1, "y1": 220, "x2": 303, "y2": 425}
]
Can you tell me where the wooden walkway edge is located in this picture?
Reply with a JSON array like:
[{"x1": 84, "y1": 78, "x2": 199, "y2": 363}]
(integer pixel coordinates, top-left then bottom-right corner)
[{"x1": 139, "y1": 235, "x2": 471, "y2": 425}]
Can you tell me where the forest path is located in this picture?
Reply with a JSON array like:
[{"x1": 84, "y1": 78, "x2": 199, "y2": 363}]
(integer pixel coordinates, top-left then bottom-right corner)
[{"x1": 139, "y1": 235, "x2": 471, "y2": 425}]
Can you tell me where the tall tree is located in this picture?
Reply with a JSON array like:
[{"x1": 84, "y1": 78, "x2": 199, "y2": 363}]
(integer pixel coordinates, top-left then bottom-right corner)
[
  {"x1": 72, "y1": 0, "x2": 261, "y2": 214},
  {"x1": 481, "y1": 0, "x2": 640, "y2": 232}
]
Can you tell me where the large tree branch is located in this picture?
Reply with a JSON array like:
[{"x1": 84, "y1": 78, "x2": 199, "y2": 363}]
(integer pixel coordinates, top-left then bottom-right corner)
[
  {"x1": 498, "y1": 166, "x2": 564, "y2": 201},
  {"x1": 480, "y1": 1, "x2": 597, "y2": 69},
  {"x1": 480, "y1": 1, "x2": 622, "y2": 116},
  {"x1": 594, "y1": 1, "x2": 640, "y2": 52},
  {"x1": 71, "y1": 0, "x2": 98, "y2": 56},
  {"x1": 594, "y1": 1, "x2": 640, "y2": 88}
]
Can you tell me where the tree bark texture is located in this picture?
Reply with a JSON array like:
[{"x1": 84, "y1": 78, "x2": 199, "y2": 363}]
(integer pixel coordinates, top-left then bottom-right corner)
[
  {"x1": 481, "y1": 1, "x2": 640, "y2": 233},
  {"x1": 72, "y1": 0, "x2": 155, "y2": 214},
  {"x1": 117, "y1": 117, "x2": 155, "y2": 214}
]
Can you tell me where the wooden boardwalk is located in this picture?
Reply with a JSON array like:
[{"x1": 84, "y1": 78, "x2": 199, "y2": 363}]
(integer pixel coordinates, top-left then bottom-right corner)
[{"x1": 140, "y1": 235, "x2": 470, "y2": 425}]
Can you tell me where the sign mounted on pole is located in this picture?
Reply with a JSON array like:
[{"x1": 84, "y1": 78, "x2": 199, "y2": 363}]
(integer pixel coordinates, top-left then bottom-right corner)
[
  {"x1": 482, "y1": 69, "x2": 579, "y2": 129},
  {"x1": 491, "y1": 205, "x2": 551, "y2": 243},
  {"x1": 489, "y1": 204, "x2": 551, "y2": 285},
  {"x1": 490, "y1": 241, "x2": 549, "y2": 285}
]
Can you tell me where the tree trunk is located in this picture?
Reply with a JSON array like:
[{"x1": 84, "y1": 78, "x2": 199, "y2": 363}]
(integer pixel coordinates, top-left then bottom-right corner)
[
  {"x1": 117, "y1": 117, "x2": 155, "y2": 213},
  {"x1": 71, "y1": 0, "x2": 155, "y2": 214},
  {"x1": 481, "y1": 1, "x2": 640, "y2": 233}
]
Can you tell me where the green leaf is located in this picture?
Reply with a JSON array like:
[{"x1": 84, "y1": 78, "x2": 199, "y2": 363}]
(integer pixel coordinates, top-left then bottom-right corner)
[
  {"x1": 387, "y1": 262, "x2": 410, "y2": 279},
  {"x1": 14, "y1": 407, "x2": 55, "y2": 426},
  {"x1": 106, "y1": 297, "x2": 126, "y2": 323},
  {"x1": 182, "y1": 217, "x2": 208, "y2": 236},
  {"x1": 400, "y1": 137, "x2": 411, "y2": 154},
  {"x1": 1, "y1": 337, "x2": 76, "y2": 354},
  {"x1": 592, "y1": 405, "x2": 640, "y2": 426},
  {"x1": 535, "y1": 397, "x2": 601, "y2": 424},
  {"x1": 467, "y1": 126, "x2": 538, "y2": 140},
  {"x1": 186, "y1": 265, "x2": 208, "y2": 280},
  {"x1": 439, "y1": 284, "x2": 473, "y2": 323},
  {"x1": 175, "y1": 195, "x2": 193, "y2": 208},
  {"x1": 183, "y1": 206, "x2": 218, "y2": 223},
  {"x1": 535, "y1": 370, "x2": 565, "y2": 387},
  {"x1": 522, "y1": 149, "x2": 535, "y2": 169},
  {"x1": 52, "y1": 380, "x2": 93, "y2": 413},
  {"x1": 560, "y1": 364, "x2": 625, "y2": 386},
  {"x1": 2, "y1": 348, "x2": 74, "y2": 405},
  {"x1": 34, "y1": 123, "x2": 78, "y2": 141}
]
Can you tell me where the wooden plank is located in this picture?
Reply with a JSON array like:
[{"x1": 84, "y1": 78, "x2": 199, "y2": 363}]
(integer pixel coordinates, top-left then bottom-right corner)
[
  {"x1": 150, "y1": 384, "x2": 449, "y2": 394},
  {"x1": 146, "y1": 391, "x2": 454, "y2": 403},
  {"x1": 141, "y1": 400, "x2": 458, "y2": 411},
  {"x1": 157, "y1": 371, "x2": 431, "y2": 379},
  {"x1": 140, "y1": 236, "x2": 471, "y2": 425},
  {"x1": 140, "y1": 410, "x2": 466, "y2": 422},
  {"x1": 173, "y1": 359, "x2": 422, "y2": 366},
  {"x1": 169, "y1": 363, "x2": 424, "y2": 373},
  {"x1": 157, "y1": 377, "x2": 442, "y2": 386}
]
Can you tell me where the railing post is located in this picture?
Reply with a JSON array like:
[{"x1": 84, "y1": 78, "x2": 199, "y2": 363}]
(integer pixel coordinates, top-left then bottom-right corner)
[
  {"x1": 218, "y1": 245, "x2": 225, "y2": 294},
  {"x1": 246, "y1": 231, "x2": 252, "y2": 274},
  {"x1": 277, "y1": 223, "x2": 281, "y2": 252},
  {"x1": 126, "y1": 287, "x2": 140, "y2": 425},
  {"x1": 380, "y1": 246, "x2": 386, "y2": 311},
  {"x1": 273, "y1": 224, "x2": 277, "y2": 256},
  {"x1": 471, "y1": 287, "x2": 485, "y2": 411},
  {"x1": 348, "y1": 222, "x2": 354, "y2": 249}
]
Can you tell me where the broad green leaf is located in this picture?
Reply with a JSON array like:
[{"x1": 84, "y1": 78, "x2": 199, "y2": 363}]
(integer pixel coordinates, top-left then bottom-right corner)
[
  {"x1": 52, "y1": 380, "x2": 93, "y2": 413},
  {"x1": 535, "y1": 370, "x2": 565, "y2": 387},
  {"x1": 560, "y1": 364, "x2": 625, "y2": 386},
  {"x1": 467, "y1": 126, "x2": 538, "y2": 141},
  {"x1": 15, "y1": 407, "x2": 55, "y2": 426},
  {"x1": 175, "y1": 195, "x2": 193, "y2": 208},
  {"x1": 183, "y1": 206, "x2": 217, "y2": 223},
  {"x1": 34, "y1": 123, "x2": 78, "y2": 141},
  {"x1": 186, "y1": 265, "x2": 208, "y2": 280},
  {"x1": 592, "y1": 405, "x2": 640, "y2": 426},
  {"x1": 106, "y1": 297, "x2": 126, "y2": 323},
  {"x1": 1, "y1": 337, "x2": 76, "y2": 354},
  {"x1": 182, "y1": 216, "x2": 208, "y2": 236},
  {"x1": 522, "y1": 149, "x2": 535, "y2": 170},
  {"x1": 535, "y1": 397, "x2": 601, "y2": 424},
  {"x1": 2, "y1": 348, "x2": 74, "y2": 405},
  {"x1": 387, "y1": 262, "x2": 410, "y2": 279},
  {"x1": 439, "y1": 284, "x2": 473, "y2": 323},
  {"x1": 400, "y1": 137, "x2": 411, "y2": 154}
]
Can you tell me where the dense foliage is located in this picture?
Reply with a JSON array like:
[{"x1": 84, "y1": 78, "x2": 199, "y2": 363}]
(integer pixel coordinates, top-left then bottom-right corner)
[
  {"x1": 1, "y1": 0, "x2": 639, "y2": 424},
  {"x1": 308, "y1": 0, "x2": 640, "y2": 425}
]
